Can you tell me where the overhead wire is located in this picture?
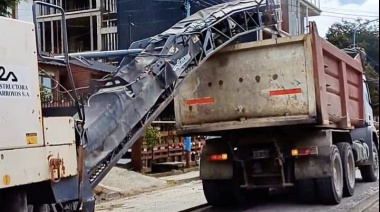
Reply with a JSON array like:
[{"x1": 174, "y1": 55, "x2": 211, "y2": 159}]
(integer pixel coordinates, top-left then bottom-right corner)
[{"x1": 321, "y1": 7, "x2": 379, "y2": 15}]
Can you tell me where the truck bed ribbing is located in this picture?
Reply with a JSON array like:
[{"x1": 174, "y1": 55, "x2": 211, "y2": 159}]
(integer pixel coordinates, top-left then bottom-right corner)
[{"x1": 80, "y1": 0, "x2": 280, "y2": 188}]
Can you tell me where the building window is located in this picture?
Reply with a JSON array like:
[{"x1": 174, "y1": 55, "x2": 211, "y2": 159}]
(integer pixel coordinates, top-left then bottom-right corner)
[
  {"x1": 39, "y1": 74, "x2": 54, "y2": 101},
  {"x1": 40, "y1": 75, "x2": 52, "y2": 91}
]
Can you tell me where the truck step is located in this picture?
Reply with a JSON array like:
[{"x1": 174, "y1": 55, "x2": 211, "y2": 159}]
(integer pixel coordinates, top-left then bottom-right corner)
[
  {"x1": 251, "y1": 173, "x2": 282, "y2": 178},
  {"x1": 241, "y1": 183, "x2": 294, "y2": 189}
]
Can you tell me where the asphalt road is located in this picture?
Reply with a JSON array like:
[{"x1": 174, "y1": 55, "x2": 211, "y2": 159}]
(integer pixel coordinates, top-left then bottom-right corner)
[{"x1": 96, "y1": 170, "x2": 379, "y2": 212}]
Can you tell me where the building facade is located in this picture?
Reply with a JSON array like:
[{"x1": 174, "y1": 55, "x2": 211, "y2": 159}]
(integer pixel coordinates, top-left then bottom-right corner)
[
  {"x1": 17, "y1": 0, "x2": 321, "y2": 54},
  {"x1": 116, "y1": 0, "x2": 321, "y2": 49},
  {"x1": 33, "y1": 0, "x2": 118, "y2": 54}
]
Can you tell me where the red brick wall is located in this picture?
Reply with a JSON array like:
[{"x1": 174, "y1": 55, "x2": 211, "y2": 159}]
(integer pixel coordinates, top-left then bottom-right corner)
[
  {"x1": 68, "y1": 65, "x2": 107, "y2": 96},
  {"x1": 70, "y1": 65, "x2": 92, "y2": 95}
]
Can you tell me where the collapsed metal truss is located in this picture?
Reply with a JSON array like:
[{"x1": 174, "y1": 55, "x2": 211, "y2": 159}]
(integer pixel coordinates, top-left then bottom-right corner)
[{"x1": 87, "y1": 0, "x2": 280, "y2": 189}]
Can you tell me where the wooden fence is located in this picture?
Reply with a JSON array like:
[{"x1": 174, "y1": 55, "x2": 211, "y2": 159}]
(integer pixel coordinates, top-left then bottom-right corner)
[
  {"x1": 140, "y1": 138, "x2": 204, "y2": 168},
  {"x1": 129, "y1": 130, "x2": 205, "y2": 171}
]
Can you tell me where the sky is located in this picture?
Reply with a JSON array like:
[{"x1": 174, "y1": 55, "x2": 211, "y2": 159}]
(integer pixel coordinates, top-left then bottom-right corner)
[
  {"x1": 309, "y1": 0, "x2": 379, "y2": 37},
  {"x1": 15, "y1": 0, "x2": 380, "y2": 37}
]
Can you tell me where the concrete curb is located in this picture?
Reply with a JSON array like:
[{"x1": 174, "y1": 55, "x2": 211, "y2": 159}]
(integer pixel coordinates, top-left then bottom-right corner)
[
  {"x1": 348, "y1": 191, "x2": 379, "y2": 212},
  {"x1": 148, "y1": 167, "x2": 199, "y2": 178},
  {"x1": 165, "y1": 176, "x2": 200, "y2": 185},
  {"x1": 96, "y1": 176, "x2": 200, "y2": 203}
]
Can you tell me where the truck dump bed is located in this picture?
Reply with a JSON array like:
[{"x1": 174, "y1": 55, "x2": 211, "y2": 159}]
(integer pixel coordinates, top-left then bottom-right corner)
[{"x1": 174, "y1": 24, "x2": 365, "y2": 134}]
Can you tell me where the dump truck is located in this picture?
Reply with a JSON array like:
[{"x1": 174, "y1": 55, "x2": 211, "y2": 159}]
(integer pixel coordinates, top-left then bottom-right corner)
[{"x1": 174, "y1": 22, "x2": 379, "y2": 206}]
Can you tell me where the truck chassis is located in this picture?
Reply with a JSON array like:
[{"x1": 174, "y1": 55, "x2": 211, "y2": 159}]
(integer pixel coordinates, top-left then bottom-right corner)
[{"x1": 200, "y1": 127, "x2": 378, "y2": 206}]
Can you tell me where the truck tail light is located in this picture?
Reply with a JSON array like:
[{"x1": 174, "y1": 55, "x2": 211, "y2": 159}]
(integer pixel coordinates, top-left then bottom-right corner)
[
  {"x1": 210, "y1": 154, "x2": 228, "y2": 161},
  {"x1": 291, "y1": 147, "x2": 318, "y2": 157}
]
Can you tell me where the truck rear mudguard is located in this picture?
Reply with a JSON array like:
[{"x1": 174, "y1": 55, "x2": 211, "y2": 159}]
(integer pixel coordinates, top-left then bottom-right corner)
[{"x1": 200, "y1": 136, "x2": 235, "y2": 180}]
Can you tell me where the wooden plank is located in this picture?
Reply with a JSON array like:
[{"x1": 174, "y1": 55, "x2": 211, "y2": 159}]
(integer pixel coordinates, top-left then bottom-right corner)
[{"x1": 131, "y1": 137, "x2": 143, "y2": 172}]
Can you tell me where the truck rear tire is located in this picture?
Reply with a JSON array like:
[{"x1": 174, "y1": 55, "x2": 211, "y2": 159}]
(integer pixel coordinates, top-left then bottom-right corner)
[
  {"x1": 336, "y1": 142, "x2": 355, "y2": 197},
  {"x1": 295, "y1": 179, "x2": 318, "y2": 204},
  {"x1": 316, "y1": 145, "x2": 343, "y2": 205},
  {"x1": 359, "y1": 141, "x2": 379, "y2": 182},
  {"x1": 0, "y1": 189, "x2": 28, "y2": 212},
  {"x1": 202, "y1": 179, "x2": 246, "y2": 207},
  {"x1": 248, "y1": 188, "x2": 270, "y2": 201}
]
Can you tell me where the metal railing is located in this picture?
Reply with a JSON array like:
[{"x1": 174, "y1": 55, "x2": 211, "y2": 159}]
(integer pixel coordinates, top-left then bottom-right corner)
[{"x1": 40, "y1": 93, "x2": 91, "y2": 108}]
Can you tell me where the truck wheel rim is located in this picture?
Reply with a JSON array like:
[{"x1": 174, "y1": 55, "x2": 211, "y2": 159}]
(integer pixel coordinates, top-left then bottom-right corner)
[
  {"x1": 333, "y1": 155, "x2": 343, "y2": 195},
  {"x1": 373, "y1": 147, "x2": 379, "y2": 177},
  {"x1": 347, "y1": 150, "x2": 355, "y2": 188}
]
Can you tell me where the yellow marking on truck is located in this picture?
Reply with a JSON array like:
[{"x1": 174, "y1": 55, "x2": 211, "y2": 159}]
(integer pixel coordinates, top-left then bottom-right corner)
[
  {"x1": 3, "y1": 175, "x2": 11, "y2": 185},
  {"x1": 26, "y1": 133, "x2": 37, "y2": 145}
]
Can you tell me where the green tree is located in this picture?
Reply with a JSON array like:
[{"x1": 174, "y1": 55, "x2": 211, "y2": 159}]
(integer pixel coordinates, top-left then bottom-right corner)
[
  {"x1": 144, "y1": 126, "x2": 161, "y2": 149},
  {"x1": 365, "y1": 64, "x2": 379, "y2": 115},
  {"x1": 39, "y1": 84, "x2": 53, "y2": 102},
  {"x1": 326, "y1": 19, "x2": 379, "y2": 114},
  {"x1": 326, "y1": 19, "x2": 379, "y2": 67},
  {"x1": 0, "y1": 0, "x2": 25, "y2": 17}
]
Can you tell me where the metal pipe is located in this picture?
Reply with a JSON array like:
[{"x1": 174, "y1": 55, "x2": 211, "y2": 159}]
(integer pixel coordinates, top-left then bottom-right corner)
[
  {"x1": 33, "y1": 2, "x2": 65, "y2": 64},
  {"x1": 54, "y1": 49, "x2": 143, "y2": 59},
  {"x1": 129, "y1": 15, "x2": 133, "y2": 47},
  {"x1": 33, "y1": 1, "x2": 83, "y2": 121},
  {"x1": 151, "y1": 121, "x2": 176, "y2": 124},
  {"x1": 185, "y1": 0, "x2": 191, "y2": 17},
  {"x1": 353, "y1": 18, "x2": 379, "y2": 47}
]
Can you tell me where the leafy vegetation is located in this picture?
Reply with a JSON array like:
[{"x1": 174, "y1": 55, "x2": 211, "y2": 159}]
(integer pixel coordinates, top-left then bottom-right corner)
[
  {"x1": 325, "y1": 19, "x2": 379, "y2": 114},
  {"x1": 0, "y1": 0, "x2": 25, "y2": 17},
  {"x1": 144, "y1": 126, "x2": 161, "y2": 149},
  {"x1": 39, "y1": 84, "x2": 53, "y2": 102}
]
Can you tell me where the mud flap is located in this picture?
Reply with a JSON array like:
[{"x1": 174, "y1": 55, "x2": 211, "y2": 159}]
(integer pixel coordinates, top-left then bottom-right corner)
[
  {"x1": 294, "y1": 145, "x2": 333, "y2": 180},
  {"x1": 200, "y1": 138, "x2": 234, "y2": 180}
]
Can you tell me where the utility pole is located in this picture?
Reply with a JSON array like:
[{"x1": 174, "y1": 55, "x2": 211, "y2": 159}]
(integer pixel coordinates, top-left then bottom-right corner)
[
  {"x1": 352, "y1": 18, "x2": 379, "y2": 48},
  {"x1": 184, "y1": 0, "x2": 191, "y2": 168},
  {"x1": 11, "y1": 5, "x2": 17, "y2": 19},
  {"x1": 184, "y1": 0, "x2": 191, "y2": 17},
  {"x1": 129, "y1": 15, "x2": 134, "y2": 47}
]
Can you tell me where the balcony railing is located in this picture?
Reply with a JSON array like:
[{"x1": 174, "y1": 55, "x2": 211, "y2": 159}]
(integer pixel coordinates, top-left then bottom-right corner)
[
  {"x1": 102, "y1": 0, "x2": 117, "y2": 13},
  {"x1": 35, "y1": 0, "x2": 98, "y2": 17}
]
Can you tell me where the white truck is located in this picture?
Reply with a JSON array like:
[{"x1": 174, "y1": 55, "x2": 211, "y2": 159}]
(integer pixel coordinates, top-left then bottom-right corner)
[{"x1": 0, "y1": 16, "x2": 79, "y2": 212}]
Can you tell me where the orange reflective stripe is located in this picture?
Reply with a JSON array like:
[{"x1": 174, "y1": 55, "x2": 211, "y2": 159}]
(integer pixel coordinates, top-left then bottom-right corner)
[
  {"x1": 185, "y1": 97, "x2": 215, "y2": 106},
  {"x1": 269, "y1": 88, "x2": 302, "y2": 96}
]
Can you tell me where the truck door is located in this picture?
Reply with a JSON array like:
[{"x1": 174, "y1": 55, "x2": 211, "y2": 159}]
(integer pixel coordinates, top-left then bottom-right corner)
[{"x1": 363, "y1": 77, "x2": 374, "y2": 127}]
